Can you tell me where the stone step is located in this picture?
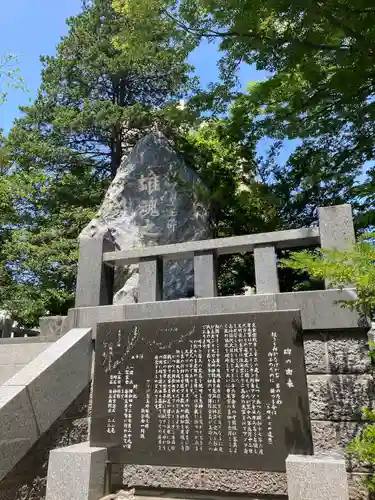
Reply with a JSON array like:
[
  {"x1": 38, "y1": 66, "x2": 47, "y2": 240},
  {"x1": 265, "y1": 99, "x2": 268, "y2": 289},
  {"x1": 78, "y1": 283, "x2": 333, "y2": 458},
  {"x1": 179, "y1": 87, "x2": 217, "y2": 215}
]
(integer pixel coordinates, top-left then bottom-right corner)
[{"x1": 104, "y1": 492, "x2": 287, "y2": 500}]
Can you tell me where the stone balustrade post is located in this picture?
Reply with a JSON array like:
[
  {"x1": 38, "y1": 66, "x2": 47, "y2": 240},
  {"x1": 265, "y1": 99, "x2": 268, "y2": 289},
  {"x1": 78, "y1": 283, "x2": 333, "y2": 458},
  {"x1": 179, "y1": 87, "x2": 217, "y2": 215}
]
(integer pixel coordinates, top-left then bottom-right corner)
[
  {"x1": 194, "y1": 251, "x2": 217, "y2": 298},
  {"x1": 318, "y1": 204, "x2": 356, "y2": 289},
  {"x1": 75, "y1": 235, "x2": 115, "y2": 308},
  {"x1": 254, "y1": 245, "x2": 280, "y2": 294},
  {"x1": 138, "y1": 257, "x2": 163, "y2": 303}
]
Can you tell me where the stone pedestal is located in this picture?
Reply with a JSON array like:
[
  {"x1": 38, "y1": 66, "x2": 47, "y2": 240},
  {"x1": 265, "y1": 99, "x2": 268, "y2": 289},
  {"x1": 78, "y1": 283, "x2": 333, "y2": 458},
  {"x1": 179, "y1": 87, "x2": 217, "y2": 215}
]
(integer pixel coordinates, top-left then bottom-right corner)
[
  {"x1": 286, "y1": 453, "x2": 349, "y2": 500},
  {"x1": 45, "y1": 442, "x2": 107, "y2": 500}
]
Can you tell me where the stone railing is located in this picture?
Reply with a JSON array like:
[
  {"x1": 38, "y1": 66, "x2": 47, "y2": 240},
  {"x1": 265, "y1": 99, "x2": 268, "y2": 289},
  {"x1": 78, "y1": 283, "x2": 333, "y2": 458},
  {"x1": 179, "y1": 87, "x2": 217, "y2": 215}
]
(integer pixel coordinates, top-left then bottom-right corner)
[
  {"x1": 75, "y1": 204, "x2": 355, "y2": 308},
  {"x1": 0, "y1": 318, "x2": 39, "y2": 339}
]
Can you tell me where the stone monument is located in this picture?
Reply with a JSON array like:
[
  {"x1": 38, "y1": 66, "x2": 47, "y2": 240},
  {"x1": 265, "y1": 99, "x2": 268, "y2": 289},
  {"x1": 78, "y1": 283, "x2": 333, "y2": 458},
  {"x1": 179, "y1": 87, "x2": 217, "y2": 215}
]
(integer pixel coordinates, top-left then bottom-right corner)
[
  {"x1": 80, "y1": 131, "x2": 211, "y2": 303},
  {"x1": 90, "y1": 311, "x2": 313, "y2": 471},
  {"x1": 44, "y1": 204, "x2": 362, "y2": 500}
]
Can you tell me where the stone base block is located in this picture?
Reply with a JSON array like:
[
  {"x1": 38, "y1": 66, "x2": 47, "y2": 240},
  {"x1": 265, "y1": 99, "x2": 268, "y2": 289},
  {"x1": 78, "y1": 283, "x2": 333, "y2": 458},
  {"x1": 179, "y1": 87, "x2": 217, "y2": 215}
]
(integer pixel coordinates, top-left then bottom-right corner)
[
  {"x1": 45, "y1": 442, "x2": 107, "y2": 500},
  {"x1": 286, "y1": 453, "x2": 349, "y2": 500},
  {"x1": 122, "y1": 464, "x2": 287, "y2": 495}
]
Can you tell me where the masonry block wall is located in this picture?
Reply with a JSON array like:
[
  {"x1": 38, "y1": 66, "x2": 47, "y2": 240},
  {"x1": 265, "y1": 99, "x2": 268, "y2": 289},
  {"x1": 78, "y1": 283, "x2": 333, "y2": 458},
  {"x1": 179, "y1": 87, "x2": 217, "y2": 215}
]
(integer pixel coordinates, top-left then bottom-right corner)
[
  {"x1": 60, "y1": 291, "x2": 372, "y2": 500},
  {"x1": 306, "y1": 328, "x2": 374, "y2": 500},
  {"x1": 305, "y1": 330, "x2": 372, "y2": 448}
]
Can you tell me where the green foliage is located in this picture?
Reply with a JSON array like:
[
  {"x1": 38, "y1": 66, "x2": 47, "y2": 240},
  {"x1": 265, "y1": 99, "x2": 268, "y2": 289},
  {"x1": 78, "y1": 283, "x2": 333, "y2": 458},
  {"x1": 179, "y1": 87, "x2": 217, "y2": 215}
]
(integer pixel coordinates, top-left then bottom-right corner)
[
  {"x1": 283, "y1": 232, "x2": 375, "y2": 492},
  {"x1": 174, "y1": 117, "x2": 282, "y2": 295},
  {"x1": 113, "y1": 0, "x2": 375, "y2": 227},
  {"x1": 347, "y1": 354, "x2": 375, "y2": 492},
  {"x1": 3, "y1": 0, "x2": 373, "y2": 326},
  {"x1": 0, "y1": 0, "x2": 192, "y2": 326},
  {"x1": 0, "y1": 51, "x2": 27, "y2": 106},
  {"x1": 347, "y1": 407, "x2": 375, "y2": 492},
  {"x1": 183, "y1": 119, "x2": 280, "y2": 235},
  {"x1": 280, "y1": 232, "x2": 375, "y2": 318}
]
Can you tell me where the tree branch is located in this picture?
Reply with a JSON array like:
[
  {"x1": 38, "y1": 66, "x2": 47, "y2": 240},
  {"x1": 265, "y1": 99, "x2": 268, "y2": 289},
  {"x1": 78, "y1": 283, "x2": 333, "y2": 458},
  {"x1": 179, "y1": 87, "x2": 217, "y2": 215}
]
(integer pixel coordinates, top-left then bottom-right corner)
[
  {"x1": 335, "y1": 6, "x2": 375, "y2": 14},
  {"x1": 314, "y1": 1, "x2": 375, "y2": 51},
  {"x1": 162, "y1": 9, "x2": 354, "y2": 53}
]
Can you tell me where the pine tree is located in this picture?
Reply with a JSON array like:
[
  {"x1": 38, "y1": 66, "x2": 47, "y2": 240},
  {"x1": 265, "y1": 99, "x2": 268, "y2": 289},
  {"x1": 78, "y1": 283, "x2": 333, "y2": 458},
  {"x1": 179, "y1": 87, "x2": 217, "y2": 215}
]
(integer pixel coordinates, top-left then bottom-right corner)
[{"x1": 1, "y1": 0, "x2": 191, "y2": 325}]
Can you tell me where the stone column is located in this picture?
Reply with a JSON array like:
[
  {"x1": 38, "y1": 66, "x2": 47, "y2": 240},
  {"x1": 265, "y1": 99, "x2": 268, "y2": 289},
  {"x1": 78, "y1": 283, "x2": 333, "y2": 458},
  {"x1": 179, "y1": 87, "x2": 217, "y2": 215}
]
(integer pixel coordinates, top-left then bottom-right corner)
[
  {"x1": 75, "y1": 235, "x2": 115, "y2": 307},
  {"x1": 318, "y1": 204, "x2": 356, "y2": 290},
  {"x1": 194, "y1": 251, "x2": 217, "y2": 298},
  {"x1": 318, "y1": 205, "x2": 355, "y2": 252},
  {"x1": 254, "y1": 245, "x2": 280, "y2": 294},
  {"x1": 286, "y1": 453, "x2": 349, "y2": 500},
  {"x1": 138, "y1": 256, "x2": 163, "y2": 302}
]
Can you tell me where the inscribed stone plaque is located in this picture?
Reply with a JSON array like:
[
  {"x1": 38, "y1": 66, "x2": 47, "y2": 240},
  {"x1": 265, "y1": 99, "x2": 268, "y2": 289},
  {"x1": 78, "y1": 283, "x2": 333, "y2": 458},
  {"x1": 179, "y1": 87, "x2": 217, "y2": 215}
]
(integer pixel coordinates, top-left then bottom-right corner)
[{"x1": 90, "y1": 310, "x2": 313, "y2": 472}]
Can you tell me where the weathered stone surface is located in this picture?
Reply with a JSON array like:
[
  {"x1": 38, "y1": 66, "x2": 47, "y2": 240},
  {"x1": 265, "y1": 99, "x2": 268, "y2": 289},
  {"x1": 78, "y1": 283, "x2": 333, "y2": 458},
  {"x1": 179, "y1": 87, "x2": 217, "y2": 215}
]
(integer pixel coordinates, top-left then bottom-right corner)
[
  {"x1": 286, "y1": 453, "x2": 349, "y2": 500},
  {"x1": 80, "y1": 132, "x2": 211, "y2": 303},
  {"x1": 60, "y1": 384, "x2": 91, "y2": 420},
  {"x1": 303, "y1": 331, "x2": 372, "y2": 375},
  {"x1": 327, "y1": 333, "x2": 371, "y2": 374},
  {"x1": 303, "y1": 333, "x2": 327, "y2": 374},
  {"x1": 0, "y1": 387, "x2": 90, "y2": 500},
  {"x1": 46, "y1": 443, "x2": 107, "y2": 500},
  {"x1": 122, "y1": 465, "x2": 287, "y2": 495},
  {"x1": 311, "y1": 421, "x2": 363, "y2": 454},
  {"x1": 311, "y1": 421, "x2": 370, "y2": 472},
  {"x1": 308, "y1": 375, "x2": 375, "y2": 421},
  {"x1": 276, "y1": 289, "x2": 367, "y2": 330},
  {"x1": 39, "y1": 316, "x2": 66, "y2": 340},
  {"x1": 5, "y1": 328, "x2": 92, "y2": 436},
  {"x1": 347, "y1": 473, "x2": 371, "y2": 500},
  {"x1": 100, "y1": 489, "x2": 135, "y2": 500},
  {"x1": 0, "y1": 342, "x2": 50, "y2": 366},
  {"x1": 318, "y1": 205, "x2": 355, "y2": 252},
  {"x1": 0, "y1": 386, "x2": 40, "y2": 481}
]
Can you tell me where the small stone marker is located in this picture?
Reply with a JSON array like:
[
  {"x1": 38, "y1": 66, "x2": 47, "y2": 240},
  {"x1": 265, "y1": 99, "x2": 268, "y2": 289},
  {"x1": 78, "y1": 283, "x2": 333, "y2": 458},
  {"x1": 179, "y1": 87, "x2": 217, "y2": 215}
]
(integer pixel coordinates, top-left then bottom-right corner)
[
  {"x1": 90, "y1": 310, "x2": 313, "y2": 471},
  {"x1": 286, "y1": 453, "x2": 349, "y2": 500}
]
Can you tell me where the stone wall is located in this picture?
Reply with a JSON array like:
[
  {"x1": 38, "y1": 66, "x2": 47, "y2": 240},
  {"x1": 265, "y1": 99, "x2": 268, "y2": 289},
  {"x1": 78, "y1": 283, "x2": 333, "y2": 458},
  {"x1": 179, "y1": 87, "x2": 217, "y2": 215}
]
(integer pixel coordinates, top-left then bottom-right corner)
[
  {"x1": 305, "y1": 330, "x2": 373, "y2": 451},
  {"x1": 0, "y1": 385, "x2": 90, "y2": 500},
  {"x1": 306, "y1": 329, "x2": 374, "y2": 500}
]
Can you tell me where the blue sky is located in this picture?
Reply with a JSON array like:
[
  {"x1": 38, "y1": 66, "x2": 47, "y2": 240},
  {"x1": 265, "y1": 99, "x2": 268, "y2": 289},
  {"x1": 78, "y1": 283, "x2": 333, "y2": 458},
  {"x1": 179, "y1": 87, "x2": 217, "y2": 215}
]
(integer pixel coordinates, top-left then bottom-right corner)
[
  {"x1": 0, "y1": 1, "x2": 300, "y2": 168},
  {"x1": 0, "y1": 0, "x2": 81, "y2": 134},
  {"x1": 0, "y1": 0, "x2": 266, "y2": 136}
]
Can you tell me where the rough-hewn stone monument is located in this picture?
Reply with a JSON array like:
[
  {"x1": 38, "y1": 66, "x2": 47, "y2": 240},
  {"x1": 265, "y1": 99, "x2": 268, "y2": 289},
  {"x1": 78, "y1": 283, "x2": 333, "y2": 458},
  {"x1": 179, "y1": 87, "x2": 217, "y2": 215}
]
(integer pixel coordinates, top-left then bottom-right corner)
[{"x1": 80, "y1": 131, "x2": 211, "y2": 303}]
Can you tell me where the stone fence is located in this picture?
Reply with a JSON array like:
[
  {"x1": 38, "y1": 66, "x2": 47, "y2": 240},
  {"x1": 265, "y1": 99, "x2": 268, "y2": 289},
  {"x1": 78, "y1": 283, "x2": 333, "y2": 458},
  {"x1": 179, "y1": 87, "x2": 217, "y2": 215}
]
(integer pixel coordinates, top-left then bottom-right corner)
[{"x1": 75, "y1": 204, "x2": 356, "y2": 308}]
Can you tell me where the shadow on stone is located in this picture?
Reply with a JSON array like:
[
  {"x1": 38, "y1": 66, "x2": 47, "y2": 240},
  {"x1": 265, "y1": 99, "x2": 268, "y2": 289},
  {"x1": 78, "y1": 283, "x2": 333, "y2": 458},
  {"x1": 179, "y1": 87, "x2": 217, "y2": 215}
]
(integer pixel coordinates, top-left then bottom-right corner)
[{"x1": 0, "y1": 386, "x2": 90, "y2": 500}]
